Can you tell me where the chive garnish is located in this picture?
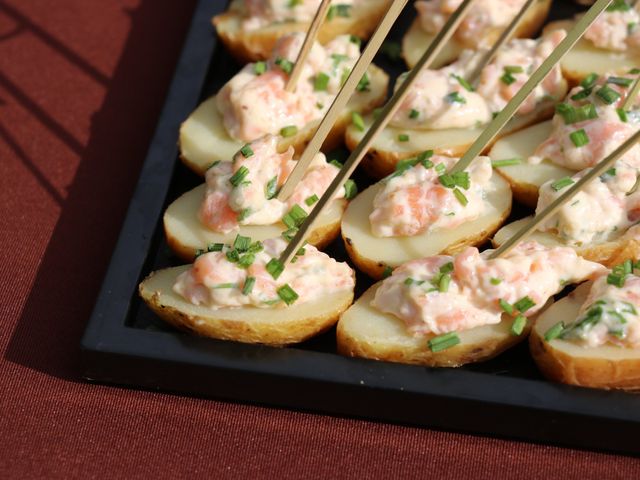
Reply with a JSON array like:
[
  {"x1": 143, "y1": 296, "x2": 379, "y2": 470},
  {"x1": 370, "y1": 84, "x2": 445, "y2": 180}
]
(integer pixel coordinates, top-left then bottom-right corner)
[
  {"x1": 404, "y1": 277, "x2": 415, "y2": 286},
  {"x1": 254, "y1": 61, "x2": 267, "y2": 75},
  {"x1": 445, "y1": 92, "x2": 466, "y2": 104},
  {"x1": 327, "y1": 4, "x2": 351, "y2": 20},
  {"x1": 233, "y1": 234, "x2": 251, "y2": 252},
  {"x1": 617, "y1": 108, "x2": 628, "y2": 122},
  {"x1": 225, "y1": 249, "x2": 240, "y2": 263},
  {"x1": 492, "y1": 158, "x2": 522, "y2": 168},
  {"x1": 242, "y1": 277, "x2": 256, "y2": 295},
  {"x1": 428, "y1": 332, "x2": 460, "y2": 352},
  {"x1": 551, "y1": 176, "x2": 575, "y2": 191},
  {"x1": 499, "y1": 299, "x2": 514, "y2": 315},
  {"x1": 207, "y1": 243, "x2": 224, "y2": 252},
  {"x1": 352, "y1": 112, "x2": 365, "y2": 132},
  {"x1": 349, "y1": 35, "x2": 361, "y2": 46},
  {"x1": 607, "y1": 76, "x2": 633, "y2": 87},
  {"x1": 229, "y1": 166, "x2": 250, "y2": 187},
  {"x1": 357, "y1": 72, "x2": 370, "y2": 92},
  {"x1": 382, "y1": 266, "x2": 393, "y2": 279},
  {"x1": 266, "y1": 258, "x2": 284, "y2": 279},
  {"x1": 511, "y1": 315, "x2": 526, "y2": 336},
  {"x1": 237, "y1": 254, "x2": 255, "y2": 269},
  {"x1": 435, "y1": 163, "x2": 446, "y2": 175},
  {"x1": 282, "y1": 204, "x2": 308, "y2": 229},
  {"x1": 504, "y1": 65, "x2": 524, "y2": 74},
  {"x1": 194, "y1": 249, "x2": 204, "y2": 258},
  {"x1": 544, "y1": 322, "x2": 565, "y2": 341},
  {"x1": 596, "y1": 85, "x2": 621, "y2": 105},
  {"x1": 207, "y1": 160, "x2": 221, "y2": 170},
  {"x1": 265, "y1": 176, "x2": 278, "y2": 200},
  {"x1": 239, "y1": 144, "x2": 254, "y2": 158},
  {"x1": 453, "y1": 188, "x2": 468, "y2": 206},
  {"x1": 237, "y1": 208, "x2": 251, "y2": 222},
  {"x1": 452, "y1": 74, "x2": 474, "y2": 92},
  {"x1": 581, "y1": 73, "x2": 598, "y2": 89},
  {"x1": 500, "y1": 72, "x2": 517, "y2": 86},
  {"x1": 381, "y1": 41, "x2": 401, "y2": 61},
  {"x1": 280, "y1": 125, "x2": 298, "y2": 137},
  {"x1": 277, "y1": 284, "x2": 299, "y2": 305},
  {"x1": 275, "y1": 57, "x2": 293, "y2": 74},
  {"x1": 409, "y1": 109, "x2": 420, "y2": 119},
  {"x1": 569, "y1": 129, "x2": 589, "y2": 148},
  {"x1": 314, "y1": 72, "x2": 330, "y2": 91},
  {"x1": 490, "y1": 277, "x2": 502, "y2": 285},
  {"x1": 305, "y1": 194, "x2": 319, "y2": 206},
  {"x1": 438, "y1": 273, "x2": 451, "y2": 292},
  {"x1": 398, "y1": 133, "x2": 410, "y2": 142},
  {"x1": 282, "y1": 228, "x2": 297, "y2": 242},
  {"x1": 514, "y1": 296, "x2": 536, "y2": 313},
  {"x1": 329, "y1": 159, "x2": 343, "y2": 168},
  {"x1": 344, "y1": 179, "x2": 358, "y2": 200},
  {"x1": 212, "y1": 283, "x2": 236, "y2": 289}
]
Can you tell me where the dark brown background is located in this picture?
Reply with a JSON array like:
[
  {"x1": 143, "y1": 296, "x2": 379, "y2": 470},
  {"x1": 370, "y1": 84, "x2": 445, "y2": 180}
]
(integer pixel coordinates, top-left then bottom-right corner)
[{"x1": 1, "y1": 0, "x2": 639, "y2": 477}]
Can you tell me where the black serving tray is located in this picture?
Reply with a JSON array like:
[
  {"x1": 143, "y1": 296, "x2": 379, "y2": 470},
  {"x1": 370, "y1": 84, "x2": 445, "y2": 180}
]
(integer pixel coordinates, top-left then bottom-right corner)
[{"x1": 81, "y1": 0, "x2": 640, "y2": 455}]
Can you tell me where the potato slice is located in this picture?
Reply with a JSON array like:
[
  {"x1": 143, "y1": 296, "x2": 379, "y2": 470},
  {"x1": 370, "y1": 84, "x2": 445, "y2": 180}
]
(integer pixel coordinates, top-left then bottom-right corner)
[
  {"x1": 180, "y1": 65, "x2": 388, "y2": 176},
  {"x1": 213, "y1": 0, "x2": 393, "y2": 63},
  {"x1": 489, "y1": 121, "x2": 575, "y2": 207},
  {"x1": 344, "y1": 104, "x2": 558, "y2": 179},
  {"x1": 492, "y1": 217, "x2": 623, "y2": 266},
  {"x1": 530, "y1": 283, "x2": 640, "y2": 391},
  {"x1": 164, "y1": 184, "x2": 346, "y2": 262},
  {"x1": 402, "y1": 0, "x2": 552, "y2": 69},
  {"x1": 544, "y1": 20, "x2": 640, "y2": 84},
  {"x1": 337, "y1": 284, "x2": 531, "y2": 367},
  {"x1": 341, "y1": 173, "x2": 512, "y2": 279},
  {"x1": 139, "y1": 265, "x2": 354, "y2": 346}
]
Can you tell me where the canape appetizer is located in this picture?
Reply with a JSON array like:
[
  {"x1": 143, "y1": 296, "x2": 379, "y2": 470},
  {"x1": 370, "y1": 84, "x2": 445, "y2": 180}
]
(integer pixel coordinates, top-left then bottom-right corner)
[
  {"x1": 492, "y1": 70, "x2": 640, "y2": 206},
  {"x1": 402, "y1": 0, "x2": 552, "y2": 69},
  {"x1": 531, "y1": 254, "x2": 640, "y2": 390},
  {"x1": 341, "y1": 152, "x2": 512, "y2": 279},
  {"x1": 213, "y1": 0, "x2": 392, "y2": 63},
  {"x1": 337, "y1": 241, "x2": 605, "y2": 367},
  {"x1": 180, "y1": 32, "x2": 388, "y2": 176},
  {"x1": 139, "y1": 236, "x2": 355, "y2": 345},
  {"x1": 544, "y1": 1, "x2": 640, "y2": 82},
  {"x1": 346, "y1": 30, "x2": 568, "y2": 178},
  {"x1": 166, "y1": 135, "x2": 354, "y2": 261}
]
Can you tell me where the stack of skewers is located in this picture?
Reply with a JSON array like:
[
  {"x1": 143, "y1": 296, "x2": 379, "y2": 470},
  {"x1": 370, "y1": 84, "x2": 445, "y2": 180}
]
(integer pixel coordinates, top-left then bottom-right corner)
[{"x1": 139, "y1": 0, "x2": 640, "y2": 391}]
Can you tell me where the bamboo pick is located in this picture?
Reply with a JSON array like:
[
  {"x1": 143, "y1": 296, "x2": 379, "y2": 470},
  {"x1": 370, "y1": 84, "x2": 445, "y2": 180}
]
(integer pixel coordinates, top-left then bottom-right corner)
[
  {"x1": 285, "y1": 0, "x2": 332, "y2": 92},
  {"x1": 622, "y1": 75, "x2": 640, "y2": 110},
  {"x1": 277, "y1": 0, "x2": 479, "y2": 265},
  {"x1": 490, "y1": 129, "x2": 640, "y2": 259},
  {"x1": 466, "y1": 0, "x2": 538, "y2": 84},
  {"x1": 277, "y1": 0, "x2": 410, "y2": 201},
  {"x1": 450, "y1": 0, "x2": 614, "y2": 174}
]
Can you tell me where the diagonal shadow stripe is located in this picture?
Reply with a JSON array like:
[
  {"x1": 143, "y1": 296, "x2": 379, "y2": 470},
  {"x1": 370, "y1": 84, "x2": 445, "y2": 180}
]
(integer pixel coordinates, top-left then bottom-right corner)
[
  {"x1": 0, "y1": 2, "x2": 110, "y2": 86},
  {"x1": 0, "y1": 72, "x2": 85, "y2": 155}
]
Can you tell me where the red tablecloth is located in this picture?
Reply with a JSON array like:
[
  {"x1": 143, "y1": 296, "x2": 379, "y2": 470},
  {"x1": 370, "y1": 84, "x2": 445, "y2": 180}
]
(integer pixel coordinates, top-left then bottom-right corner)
[{"x1": 1, "y1": 1, "x2": 639, "y2": 477}]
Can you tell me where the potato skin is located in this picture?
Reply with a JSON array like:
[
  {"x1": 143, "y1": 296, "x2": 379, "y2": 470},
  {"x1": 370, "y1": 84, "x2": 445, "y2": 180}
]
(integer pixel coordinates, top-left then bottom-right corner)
[{"x1": 213, "y1": 0, "x2": 393, "y2": 63}]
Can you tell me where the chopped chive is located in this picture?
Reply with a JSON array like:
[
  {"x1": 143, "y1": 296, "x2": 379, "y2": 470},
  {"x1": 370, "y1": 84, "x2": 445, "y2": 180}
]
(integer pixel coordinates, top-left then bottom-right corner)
[
  {"x1": 237, "y1": 253, "x2": 255, "y2": 269},
  {"x1": 194, "y1": 249, "x2": 204, "y2": 258},
  {"x1": 247, "y1": 241, "x2": 263, "y2": 254},
  {"x1": 453, "y1": 188, "x2": 468, "y2": 206},
  {"x1": 504, "y1": 65, "x2": 524, "y2": 74},
  {"x1": 439, "y1": 262, "x2": 454, "y2": 274},
  {"x1": 225, "y1": 249, "x2": 240, "y2": 263},
  {"x1": 544, "y1": 322, "x2": 565, "y2": 341},
  {"x1": 409, "y1": 108, "x2": 420, "y2": 119},
  {"x1": 340, "y1": 68, "x2": 351, "y2": 87},
  {"x1": 607, "y1": 273, "x2": 626, "y2": 288},
  {"x1": 418, "y1": 150, "x2": 434, "y2": 163},
  {"x1": 373, "y1": 107, "x2": 383, "y2": 120},
  {"x1": 275, "y1": 57, "x2": 293, "y2": 74},
  {"x1": 490, "y1": 277, "x2": 502, "y2": 285},
  {"x1": 357, "y1": 72, "x2": 370, "y2": 92},
  {"x1": 570, "y1": 88, "x2": 592, "y2": 101},
  {"x1": 492, "y1": 158, "x2": 522, "y2": 168},
  {"x1": 404, "y1": 277, "x2": 415, "y2": 286},
  {"x1": 265, "y1": 176, "x2": 278, "y2": 200},
  {"x1": 511, "y1": 315, "x2": 527, "y2": 336},
  {"x1": 344, "y1": 179, "x2": 358, "y2": 199},
  {"x1": 242, "y1": 277, "x2": 256, "y2": 295},
  {"x1": 452, "y1": 74, "x2": 474, "y2": 91},
  {"x1": 207, "y1": 243, "x2": 224, "y2": 252},
  {"x1": 230, "y1": 166, "x2": 250, "y2": 187},
  {"x1": 239, "y1": 144, "x2": 254, "y2": 158},
  {"x1": 398, "y1": 133, "x2": 410, "y2": 142},
  {"x1": 428, "y1": 332, "x2": 460, "y2": 352},
  {"x1": 282, "y1": 204, "x2": 308, "y2": 229},
  {"x1": 382, "y1": 266, "x2": 393, "y2": 279},
  {"x1": 316, "y1": 102, "x2": 324, "y2": 109},
  {"x1": 207, "y1": 160, "x2": 221, "y2": 170},
  {"x1": 254, "y1": 61, "x2": 267, "y2": 75},
  {"x1": 600, "y1": 167, "x2": 617, "y2": 181},
  {"x1": 212, "y1": 283, "x2": 236, "y2": 289},
  {"x1": 569, "y1": 129, "x2": 589, "y2": 148},
  {"x1": 327, "y1": 4, "x2": 351, "y2": 20},
  {"x1": 349, "y1": 35, "x2": 361, "y2": 46},
  {"x1": 280, "y1": 125, "x2": 298, "y2": 137},
  {"x1": 233, "y1": 234, "x2": 251, "y2": 252},
  {"x1": 438, "y1": 273, "x2": 451, "y2": 292},
  {"x1": 551, "y1": 176, "x2": 575, "y2": 191},
  {"x1": 435, "y1": 163, "x2": 446, "y2": 175},
  {"x1": 514, "y1": 296, "x2": 536, "y2": 313},
  {"x1": 596, "y1": 85, "x2": 621, "y2": 105},
  {"x1": 351, "y1": 111, "x2": 365, "y2": 132},
  {"x1": 266, "y1": 258, "x2": 284, "y2": 279},
  {"x1": 277, "y1": 284, "x2": 299, "y2": 305},
  {"x1": 329, "y1": 159, "x2": 343, "y2": 169},
  {"x1": 499, "y1": 299, "x2": 514, "y2": 315},
  {"x1": 581, "y1": 73, "x2": 598, "y2": 89},
  {"x1": 305, "y1": 194, "x2": 319, "y2": 206},
  {"x1": 607, "y1": 0, "x2": 631, "y2": 11},
  {"x1": 555, "y1": 102, "x2": 598, "y2": 125},
  {"x1": 381, "y1": 40, "x2": 401, "y2": 61},
  {"x1": 445, "y1": 92, "x2": 466, "y2": 104},
  {"x1": 607, "y1": 76, "x2": 633, "y2": 87},
  {"x1": 617, "y1": 108, "x2": 628, "y2": 122},
  {"x1": 288, "y1": 0, "x2": 302, "y2": 6},
  {"x1": 295, "y1": 247, "x2": 306, "y2": 257},
  {"x1": 500, "y1": 72, "x2": 517, "y2": 85},
  {"x1": 314, "y1": 72, "x2": 330, "y2": 91},
  {"x1": 281, "y1": 228, "x2": 297, "y2": 242},
  {"x1": 237, "y1": 208, "x2": 251, "y2": 222}
]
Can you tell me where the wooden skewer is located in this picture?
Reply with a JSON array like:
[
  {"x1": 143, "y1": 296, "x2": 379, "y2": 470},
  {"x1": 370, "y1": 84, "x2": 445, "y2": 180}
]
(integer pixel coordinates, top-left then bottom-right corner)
[
  {"x1": 278, "y1": 0, "x2": 479, "y2": 265},
  {"x1": 285, "y1": 0, "x2": 332, "y2": 92},
  {"x1": 277, "y1": 0, "x2": 410, "y2": 201},
  {"x1": 466, "y1": 0, "x2": 538, "y2": 84},
  {"x1": 490, "y1": 129, "x2": 640, "y2": 259},
  {"x1": 623, "y1": 75, "x2": 640, "y2": 110},
  {"x1": 450, "y1": 0, "x2": 614, "y2": 174}
]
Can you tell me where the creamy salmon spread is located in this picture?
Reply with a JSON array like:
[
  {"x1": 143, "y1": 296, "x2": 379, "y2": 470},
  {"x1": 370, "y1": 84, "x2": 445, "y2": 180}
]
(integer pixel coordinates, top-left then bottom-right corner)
[
  {"x1": 561, "y1": 266, "x2": 640, "y2": 348},
  {"x1": 174, "y1": 237, "x2": 354, "y2": 309},
  {"x1": 390, "y1": 31, "x2": 566, "y2": 131},
  {"x1": 583, "y1": 2, "x2": 640, "y2": 51},
  {"x1": 415, "y1": 0, "x2": 528, "y2": 47},
  {"x1": 371, "y1": 241, "x2": 604, "y2": 336},
  {"x1": 240, "y1": 0, "x2": 360, "y2": 31},
  {"x1": 199, "y1": 135, "x2": 347, "y2": 234},
  {"x1": 217, "y1": 33, "x2": 365, "y2": 142},
  {"x1": 369, "y1": 154, "x2": 493, "y2": 237}
]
